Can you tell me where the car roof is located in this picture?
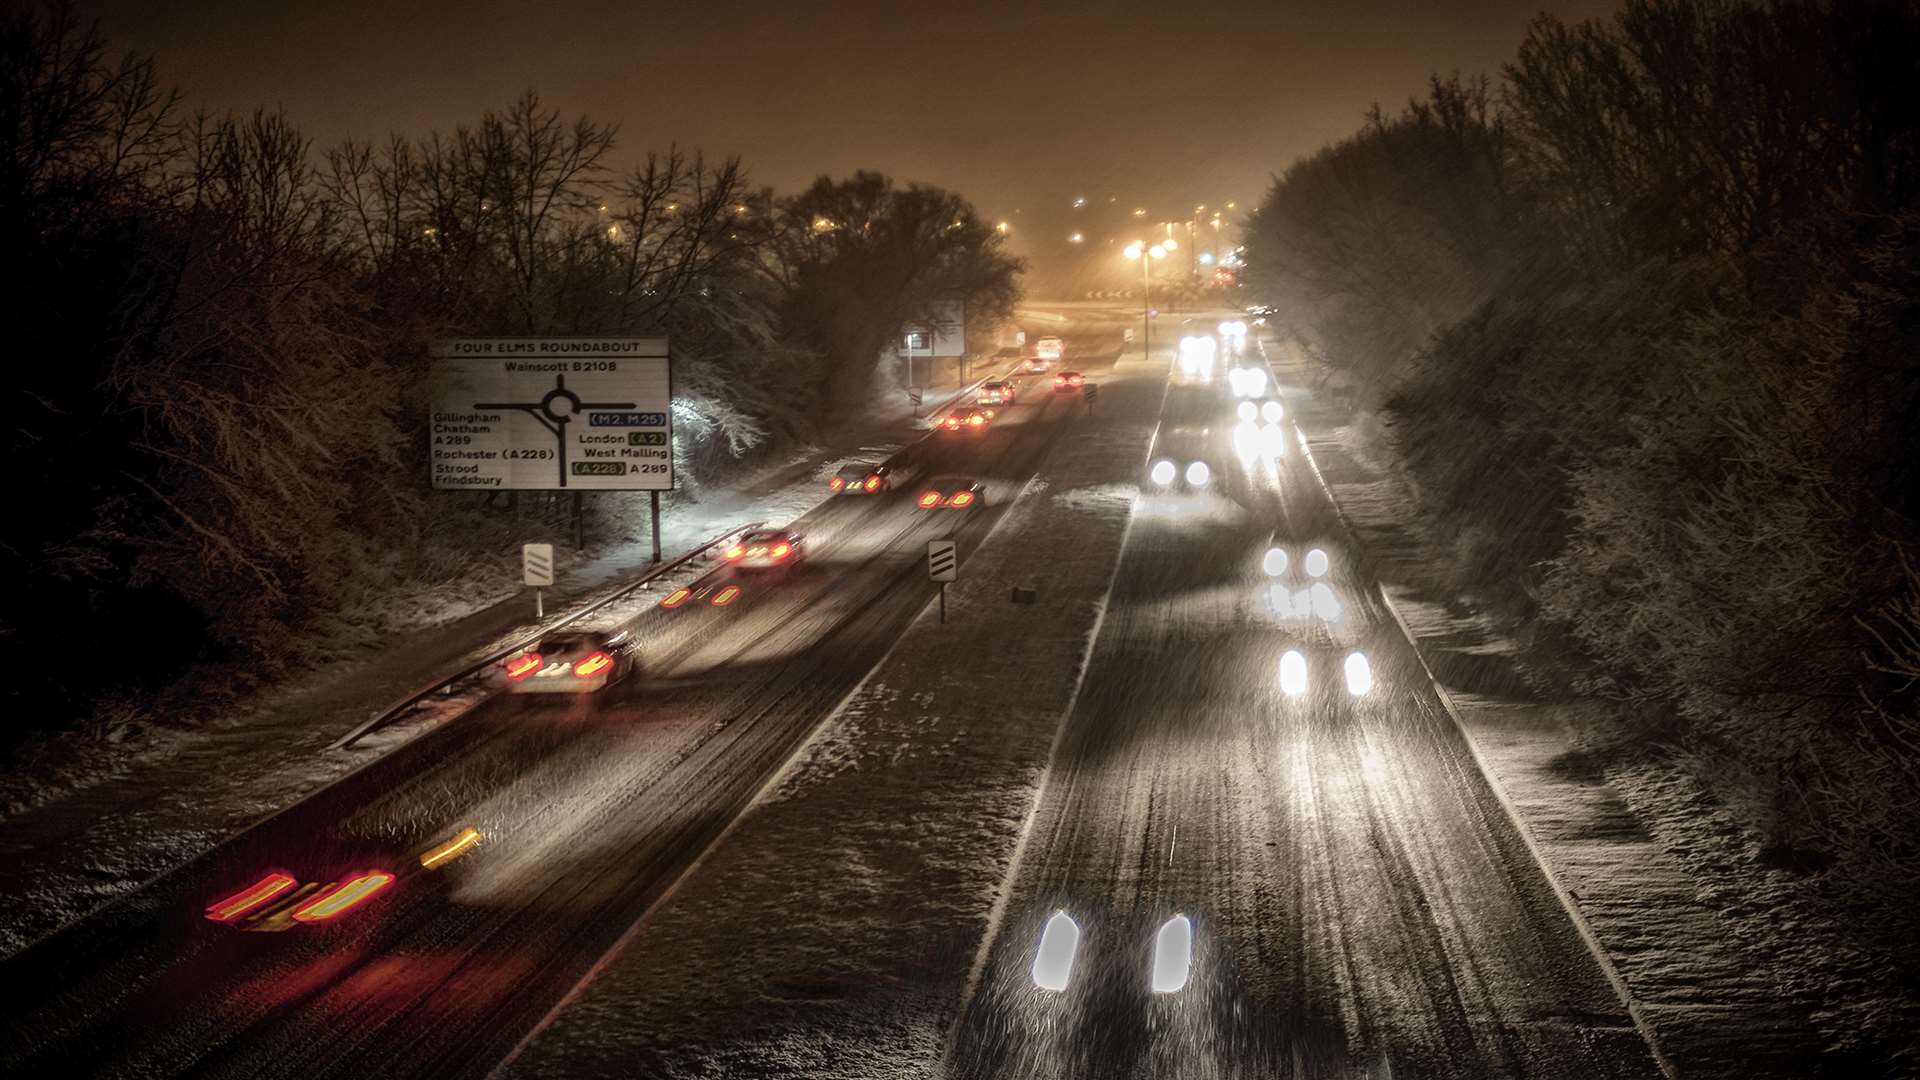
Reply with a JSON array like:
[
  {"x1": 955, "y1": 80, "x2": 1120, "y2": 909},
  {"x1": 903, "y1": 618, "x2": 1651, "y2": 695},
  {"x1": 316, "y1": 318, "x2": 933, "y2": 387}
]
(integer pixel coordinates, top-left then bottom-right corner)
[{"x1": 743, "y1": 528, "x2": 791, "y2": 541}]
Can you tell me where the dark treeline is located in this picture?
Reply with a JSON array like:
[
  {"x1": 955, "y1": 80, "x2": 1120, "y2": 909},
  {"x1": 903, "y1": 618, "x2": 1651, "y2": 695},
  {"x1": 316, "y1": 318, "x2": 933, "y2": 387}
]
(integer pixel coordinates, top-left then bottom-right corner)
[
  {"x1": 1245, "y1": 0, "x2": 1920, "y2": 972},
  {"x1": 0, "y1": 7, "x2": 1020, "y2": 741}
]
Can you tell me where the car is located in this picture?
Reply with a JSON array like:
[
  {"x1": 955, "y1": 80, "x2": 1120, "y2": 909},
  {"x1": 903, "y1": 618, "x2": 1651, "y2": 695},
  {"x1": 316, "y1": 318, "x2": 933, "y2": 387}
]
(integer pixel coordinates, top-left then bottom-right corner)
[
  {"x1": 203, "y1": 824, "x2": 482, "y2": 933},
  {"x1": 941, "y1": 406, "x2": 992, "y2": 433},
  {"x1": 830, "y1": 462, "x2": 881, "y2": 494},
  {"x1": 723, "y1": 528, "x2": 804, "y2": 570},
  {"x1": 1052, "y1": 370, "x2": 1085, "y2": 393},
  {"x1": 978, "y1": 380, "x2": 1015, "y2": 406},
  {"x1": 1035, "y1": 336, "x2": 1064, "y2": 361},
  {"x1": 501, "y1": 630, "x2": 639, "y2": 695},
  {"x1": 916, "y1": 475, "x2": 986, "y2": 509},
  {"x1": 1021, "y1": 356, "x2": 1051, "y2": 374},
  {"x1": 1147, "y1": 456, "x2": 1212, "y2": 491}
]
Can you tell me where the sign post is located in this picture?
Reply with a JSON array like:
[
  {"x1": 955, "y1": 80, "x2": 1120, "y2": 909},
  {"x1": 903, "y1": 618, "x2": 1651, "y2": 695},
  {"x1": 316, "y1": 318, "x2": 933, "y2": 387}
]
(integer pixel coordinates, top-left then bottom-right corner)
[
  {"x1": 522, "y1": 543, "x2": 555, "y2": 617},
  {"x1": 927, "y1": 539, "x2": 958, "y2": 623}
]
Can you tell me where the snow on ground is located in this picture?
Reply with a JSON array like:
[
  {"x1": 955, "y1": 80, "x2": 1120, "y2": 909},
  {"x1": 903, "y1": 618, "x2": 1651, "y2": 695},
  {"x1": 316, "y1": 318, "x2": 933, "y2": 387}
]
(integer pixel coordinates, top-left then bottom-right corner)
[
  {"x1": 1267, "y1": 338, "x2": 1915, "y2": 1076},
  {"x1": 501, "y1": 350, "x2": 1166, "y2": 1078},
  {"x1": 0, "y1": 381, "x2": 963, "y2": 962}
]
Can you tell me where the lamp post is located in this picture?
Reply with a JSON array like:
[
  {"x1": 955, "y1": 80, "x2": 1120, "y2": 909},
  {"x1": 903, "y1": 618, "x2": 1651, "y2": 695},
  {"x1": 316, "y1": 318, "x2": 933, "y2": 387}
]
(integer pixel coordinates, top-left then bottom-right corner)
[{"x1": 1124, "y1": 238, "x2": 1176, "y2": 359}]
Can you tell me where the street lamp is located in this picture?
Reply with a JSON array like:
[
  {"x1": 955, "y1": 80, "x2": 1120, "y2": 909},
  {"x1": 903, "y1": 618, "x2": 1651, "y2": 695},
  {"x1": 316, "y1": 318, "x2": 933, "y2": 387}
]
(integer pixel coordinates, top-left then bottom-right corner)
[{"x1": 1124, "y1": 240, "x2": 1171, "y2": 358}]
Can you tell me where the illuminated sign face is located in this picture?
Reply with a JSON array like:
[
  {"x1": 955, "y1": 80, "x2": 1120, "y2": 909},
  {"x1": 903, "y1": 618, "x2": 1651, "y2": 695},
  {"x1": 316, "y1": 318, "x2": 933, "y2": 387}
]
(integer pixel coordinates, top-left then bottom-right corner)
[{"x1": 429, "y1": 338, "x2": 672, "y2": 491}]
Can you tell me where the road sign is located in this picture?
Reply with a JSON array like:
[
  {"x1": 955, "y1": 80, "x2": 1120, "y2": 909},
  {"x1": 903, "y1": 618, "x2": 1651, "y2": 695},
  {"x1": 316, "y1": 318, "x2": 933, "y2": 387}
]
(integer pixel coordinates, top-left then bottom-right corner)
[
  {"x1": 1083, "y1": 383, "x2": 1100, "y2": 403},
  {"x1": 897, "y1": 299, "x2": 966, "y2": 358},
  {"x1": 909, "y1": 388, "x2": 924, "y2": 407},
  {"x1": 522, "y1": 543, "x2": 554, "y2": 587},
  {"x1": 927, "y1": 540, "x2": 958, "y2": 582},
  {"x1": 429, "y1": 338, "x2": 672, "y2": 491}
]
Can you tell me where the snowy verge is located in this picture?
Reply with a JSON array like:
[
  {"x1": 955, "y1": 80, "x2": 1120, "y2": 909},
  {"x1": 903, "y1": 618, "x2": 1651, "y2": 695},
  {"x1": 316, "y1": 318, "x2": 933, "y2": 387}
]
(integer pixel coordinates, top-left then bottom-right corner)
[
  {"x1": 0, "y1": 413, "x2": 925, "y2": 961},
  {"x1": 1270, "y1": 337, "x2": 1911, "y2": 1077},
  {"x1": 502, "y1": 353, "x2": 1165, "y2": 1078}
]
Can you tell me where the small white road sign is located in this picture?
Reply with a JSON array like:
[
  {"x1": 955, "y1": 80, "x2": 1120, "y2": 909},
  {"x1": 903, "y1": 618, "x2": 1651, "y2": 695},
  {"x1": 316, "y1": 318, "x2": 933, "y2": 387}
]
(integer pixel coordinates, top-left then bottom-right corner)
[
  {"x1": 523, "y1": 543, "x2": 555, "y2": 587},
  {"x1": 927, "y1": 540, "x2": 958, "y2": 582}
]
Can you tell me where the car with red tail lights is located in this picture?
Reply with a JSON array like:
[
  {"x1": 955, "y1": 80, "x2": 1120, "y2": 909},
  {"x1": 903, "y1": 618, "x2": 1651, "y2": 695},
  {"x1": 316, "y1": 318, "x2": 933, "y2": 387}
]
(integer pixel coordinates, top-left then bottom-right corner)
[
  {"x1": 916, "y1": 476, "x2": 986, "y2": 510},
  {"x1": 202, "y1": 825, "x2": 483, "y2": 932},
  {"x1": 500, "y1": 630, "x2": 638, "y2": 695},
  {"x1": 977, "y1": 380, "x2": 1015, "y2": 406},
  {"x1": 940, "y1": 406, "x2": 992, "y2": 433},
  {"x1": 722, "y1": 528, "x2": 805, "y2": 570},
  {"x1": 1052, "y1": 370, "x2": 1085, "y2": 393}
]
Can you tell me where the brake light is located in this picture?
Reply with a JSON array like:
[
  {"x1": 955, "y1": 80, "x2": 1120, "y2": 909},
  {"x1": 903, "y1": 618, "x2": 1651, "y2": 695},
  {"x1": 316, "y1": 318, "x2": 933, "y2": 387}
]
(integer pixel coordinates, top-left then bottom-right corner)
[
  {"x1": 944, "y1": 418, "x2": 959, "y2": 430},
  {"x1": 660, "y1": 587, "x2": 691, "y2": 609},
  {"x1": 969, "y1": 414, "x2": 984, "y2": 426},
  {"x1": 289, "y1": 871, "x2": 394, "y2": 923},
  {"x1": 919, "y1": 491, "x2": 941, "y2": 508},
  {"x1": 205, "y1": 872, "x2": 298, "y2": 922},
  {"x1": 724, "y1": 544, "x2": 745, "y2": 560},
  {"x1": 950, "y1": 491, "x2": 975, "y2": 507},
  {"x1": 575, "y1": 651, "x2": 614, "y2": 678},
  {"x1": 769, "y1": 543, "x2": 791, "y2": 559},
  {"x1": 712, "y1": 585, "x2": 741, "y2": 606},
  {"x1": 829, "y1": 476, "x2": 845, "y2": 491},
  {"x1": 1072, "y1": 375, "x2": 1084, "y2": 385},
  {"x1": 419, "y1": 827, "x2": 482, "y2": 870},
  {"x1": 505, "y1": 653, "x2": 542, "y2": 680},
  {"x1": 864, "y1": 475, "x2": 882, "y2": 492}
]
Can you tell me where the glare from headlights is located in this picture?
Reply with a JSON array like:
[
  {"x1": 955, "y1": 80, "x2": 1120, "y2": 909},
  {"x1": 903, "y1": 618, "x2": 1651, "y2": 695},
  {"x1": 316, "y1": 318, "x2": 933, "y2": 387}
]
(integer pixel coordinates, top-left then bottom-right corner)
[
  {"x1": 1279, "y1": 649, "x2": 1308, "y2": 695},
  {"x1": 1241, "y1": 368, "x2": 1267, "y2": 396},
  {"x1": 1310, "y1": 581, "x2": 1342, "y2": 622},
  {"x1": 1233, "y1": 422, "x2": 1258, "y2": 463},
  {"x1": 1261, "y1": 400, "x2": 1283, "y2": 423},
  {"x1": 1237, "y1": 401, "x2": 1257, "y2": 422},
  {"x1": 1151, "y1": 914, "x2": 1193, "y2": 993},
  {"x1": 1263, "y1": 547, "x2": 1288, "y2": 577},
  {"x1": 1032, "y1": 910, "x2": 1081, "y2": 992},
  {"x1": 1260, "y1": 422, "x2": 1286, "y2": 458},
  {"x1": 1344, "y1": 651, "x2": 1374, "y2": 696},
  {"x1": 1185, "y1": 461, "x2": 1210, "y2": 487},
  {"x1": 1304, "y1": 548, "x2": 1330, "y2": 578},
  {"x1": 1151, "y1": 460, "x2": 1176, "y2": 486}
]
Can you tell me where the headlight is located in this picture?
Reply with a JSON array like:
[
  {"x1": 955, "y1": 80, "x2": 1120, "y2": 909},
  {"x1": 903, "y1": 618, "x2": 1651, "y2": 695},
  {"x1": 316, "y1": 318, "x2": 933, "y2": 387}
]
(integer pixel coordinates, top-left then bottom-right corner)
[
  {"x1": 1304, "y1": 548, "x2": 1330, "y2": 579},
  {"x1": 1344, "y1": 651, "x2": 1373, "y2": 696},
  {"x1": 1237, "y1": 401, "x2": 1257, "y2": 422},
  {"x1": 1151, "y1": 914, "x2": 1193, "y2": 993},
  {"x1": 1185, "y1": 461, "x2": 1210, "y2": 487},
  {"x1": 1279, "y1": 649, "x2": 1308, "y2": 695},
  {"x1": 1261, "y1": 400, "x2": 1283, "y2": 423},
  {"x1": 1150, "y1": 460, "x2": 1176, "y2": 486},
  {"x1": 1262, "y1": 547, "x2": 1288, "y2": 577},
  {"x1": 1031, "y1": 910, "x2": 1081, "y2": 992}
]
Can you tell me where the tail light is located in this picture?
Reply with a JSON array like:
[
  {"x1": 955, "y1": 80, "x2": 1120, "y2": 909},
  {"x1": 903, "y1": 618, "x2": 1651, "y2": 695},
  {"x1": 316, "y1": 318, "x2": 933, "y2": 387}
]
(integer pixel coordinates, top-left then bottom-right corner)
[
  {"x1": 950, "y1": 491, "x2": 975, "y2": 507},
  {"x1": 919, "y1": 491, "x2": 941, "y2": 508},
  {"x1": 289, "y1": 871, "x2": 395, "y2": 923},
  {"x1": 575, "y1": 651, "x2": 614, "y2": 678},
  {"x1": 205, "y1": 871, "x2": 298, "y2": 923},
  {"x1": 1072, "y1": 375, "x2": 1084, "y2": 386},
  {"x1": 769, "y1": 543, "x2": 791, "y2": 559},
  {"x1": 660, "y1": 587, "x2": 691, "y2": 609},
  {"x1": 505, "y1": 653, "x2": 542, "y2": 681},
  {"x1": 944, "y1": 418, "x2": 960, "y2": 430},
  {"x1": 829, "y1": 476, "x2": 845, "y2": 491},
  {"x1": 712, "y1": 585, "x2": 741, "y2": 606},
  {"x1": 419, "y1": 827, "x2": 482, "y2": 870},
  {"x1": 864, "y1": 475, "x2": 882, "y2": 492},
  {"x1": 724, "y1": 544, "x2": 745, "y2": 560},
  {"x1": 969, "y1": 414, "x2": 985, "y2": 426}
]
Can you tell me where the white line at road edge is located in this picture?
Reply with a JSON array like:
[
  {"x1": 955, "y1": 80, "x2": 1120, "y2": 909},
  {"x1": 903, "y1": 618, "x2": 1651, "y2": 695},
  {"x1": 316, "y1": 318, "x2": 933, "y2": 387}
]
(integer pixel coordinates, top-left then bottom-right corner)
[
  {"x1": 489, "y1": 366, "x2": 1104, "y2": 1080},
  {"x1": 1281, "y1": 380, "x2": 1680, "y2": 1080},
  {"x1": 937, "y1": 340, "x2": 1173, "y2": 1071}
]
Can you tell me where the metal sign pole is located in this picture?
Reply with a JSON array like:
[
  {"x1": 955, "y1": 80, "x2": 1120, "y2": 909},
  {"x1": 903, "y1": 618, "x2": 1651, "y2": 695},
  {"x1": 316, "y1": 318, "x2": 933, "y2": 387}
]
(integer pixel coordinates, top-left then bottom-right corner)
[
  {"x1": 940, "y1": 582, "x2": 947, "y2": 624},
  {"x1": 650, "y1": 490, "x2": 663, "y2": 563},
  {"x1": 536, "y1": 587, "x2": 544, "y2": 619}
]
